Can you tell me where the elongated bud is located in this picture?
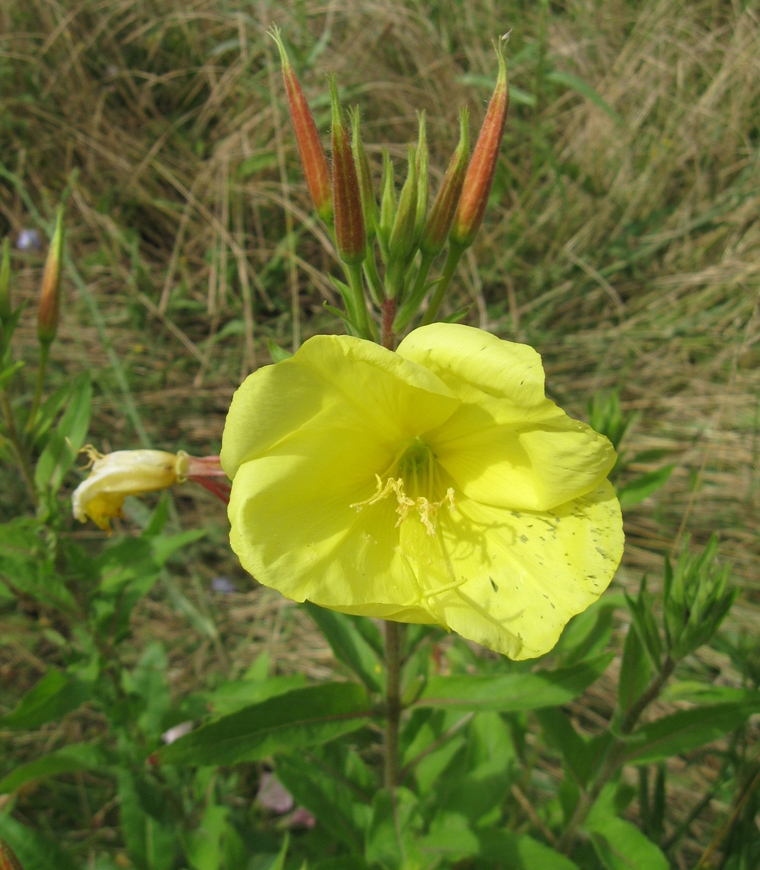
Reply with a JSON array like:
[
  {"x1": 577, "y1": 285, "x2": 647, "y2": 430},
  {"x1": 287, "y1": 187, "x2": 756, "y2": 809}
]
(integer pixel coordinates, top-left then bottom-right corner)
[
  {"x1": 413, "y1": 112, "x2": 429, "y2": 243},
  {"x1": 0, "y1": 238, "x2": 11, "y2": 322},
  {"x1": 38, "y1": 206, "x2": 64, "y2": 346},
  {"x1": 350, "y1": 107, "x2": 378, "y2": 243},
  {"x1": 72, "y1": 448, "x2": 228, "y2": 532},
  {"x1": 388, "y1": 145, "x2": 418, "y2": 263},
  {"x1": 0, "y1": 838, "x2": 24, "y2": 870},
  {"x1": 269, "y1": 27, "x2": 333, "y2": 223},
  {"x1": 450, "y1": 37, "x2": 509, "y2": 249},
  {"x1": 379, "y1": 148, "x2": 395, "y2": 245},
  {"x1": 329, "y1": 76, "x2": 366, "y2": 265},
  {"x1": 419, "y1": 107, "x2": 470, "y2": 257}
]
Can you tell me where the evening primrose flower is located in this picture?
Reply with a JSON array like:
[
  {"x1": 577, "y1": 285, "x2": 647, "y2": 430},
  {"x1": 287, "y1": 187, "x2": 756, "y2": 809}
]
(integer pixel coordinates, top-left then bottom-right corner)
[
  {"x1": 72, "y1": 448, "x2": 229, "y2": 532},
  {"x1": 221, "y1": 324, "x2": 623, "y2": 659}
]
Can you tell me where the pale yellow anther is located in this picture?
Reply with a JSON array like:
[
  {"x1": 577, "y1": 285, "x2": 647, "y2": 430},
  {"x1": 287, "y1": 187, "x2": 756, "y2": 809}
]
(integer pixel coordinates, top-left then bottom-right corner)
[{"x1": 351, "y1": 475, "x2": 455, "y2": 536}]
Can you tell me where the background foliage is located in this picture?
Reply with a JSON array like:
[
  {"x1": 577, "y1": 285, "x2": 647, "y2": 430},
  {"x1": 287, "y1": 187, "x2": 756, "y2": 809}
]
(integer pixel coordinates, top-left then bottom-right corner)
[{"x1": 0, "y1": 0, "x2": 758, "y2": 868}]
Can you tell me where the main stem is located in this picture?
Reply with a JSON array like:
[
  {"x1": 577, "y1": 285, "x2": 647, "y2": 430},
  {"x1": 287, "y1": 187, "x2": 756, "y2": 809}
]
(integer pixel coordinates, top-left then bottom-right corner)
[{"x1": 384, "y1": 620, "x2": 403, "y2": 789}]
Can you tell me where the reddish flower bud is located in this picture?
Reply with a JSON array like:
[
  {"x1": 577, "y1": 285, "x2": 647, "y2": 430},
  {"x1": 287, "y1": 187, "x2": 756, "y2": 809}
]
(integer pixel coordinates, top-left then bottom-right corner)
[
  {"x1": 329, "y1": 76, "x2": 366, "y2": 266},
  {"x1": 450, "y1": 38, "x2": 509, "y2": 249},
  {"x1": 0, "y1": 839, "x2": 24, "y2": 870},
  {"x1": 270, "y1": 27, "x2": 333, "y2": 223},
  {"x1": 38, "y1": 205, "x2": 64, "y2": 346},
  {"x1": 419, "y1": 107, "x2": 470, "y2": 258}
]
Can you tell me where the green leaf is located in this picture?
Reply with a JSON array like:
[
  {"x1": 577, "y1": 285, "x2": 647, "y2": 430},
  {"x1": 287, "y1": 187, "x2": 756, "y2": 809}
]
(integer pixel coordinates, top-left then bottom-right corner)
[
  {"x1": 0, "y1": 817, "x2": 77, "y2": 870},
  {"x1": 587, "y1": 817, "x2": 668, "y2": 870},
  {"x1": 419, "y1": 814, "x2": 580, "y2": 869},
  {"x1": 622, "y1": 701, "x2": 760, "y2": 765},
  {"x1": 117, "y1": 769, "x2": 177, "y2": 870},
  {"x1": 266, "y1": 339, "x2": 293, "y2": 363},
  {"x1": 275, "y1": 751, "x2": 371, "y2": 853},
  {"x1": 365, "y1": 788, "x2": 422, "y2": 870},
  {"x1": 34, "y1": 372, "x2": 91, "y2": 494},
  {"x1": 185, "y1": 803, "x2": 229, "y2": 870},
  {"x1": 0, "y1": 743, "x2": 104, "y2": 794},
  {"x1": 544, "y1": 70, "x2": 623, "y2": 123},
  {"x1": 617, "y1": 623, "x2": 652, "y2": 721},
  {"x1": 414, "y1": 654, "x2": 612, "y2": 712},
  {"x1": 0, "y1": 669, "x2": 91, "y2": 729},
  {"x1": 238, "y1": 152, "x2": 280, "y2": 177},
  {"x1": 188, "y1": 674, "x2": 306, "y2": 718},
  {"x1": 618, "y1": 465, "x2": 674, "y2": 509},
  {"x1": 304, "y1": 602, "x2": 384, "y2": 692},
  {"x1": 535, "y1": 708, "x2": 595, "y2": 786},
  {"x1": 156, "y1": 682, "x2": 372, "y2": 767}
]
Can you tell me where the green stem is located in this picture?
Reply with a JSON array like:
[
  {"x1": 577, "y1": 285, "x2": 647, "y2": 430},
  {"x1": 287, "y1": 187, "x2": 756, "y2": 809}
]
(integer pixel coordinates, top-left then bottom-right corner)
[
  {"x1": 557, "y1": 656, "x2": 676, "y2": 854},
  {"x1": 419, "y1": 242, "x2": 465, "y2": 326},
  {"x1": 384, "y1": 620, "x2": 403, "y2": 790},
  {"x1": 1, "y1": 390, "x2": 37, "y2": 507},
  {"x1": 345, "y1": 261, "x2": 371, "y2": 339},
  {"x1": 26, "y1": 340, "x2": 50, "y2": 434},
  {"x1": 393, "y1": 252, "x2": 435, "y2": 332}
]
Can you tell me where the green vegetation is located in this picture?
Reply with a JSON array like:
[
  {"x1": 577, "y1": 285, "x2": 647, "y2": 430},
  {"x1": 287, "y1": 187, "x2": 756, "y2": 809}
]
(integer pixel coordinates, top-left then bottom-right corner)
[{"x1": 1, "y1": 1, "x2": 759, "y2": 868}]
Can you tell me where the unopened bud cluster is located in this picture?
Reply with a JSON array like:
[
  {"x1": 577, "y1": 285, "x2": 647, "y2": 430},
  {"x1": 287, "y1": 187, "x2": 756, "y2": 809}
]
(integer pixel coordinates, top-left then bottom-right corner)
[{"x1": 270, "y1": 28, "x2": 510, "y2": 344}]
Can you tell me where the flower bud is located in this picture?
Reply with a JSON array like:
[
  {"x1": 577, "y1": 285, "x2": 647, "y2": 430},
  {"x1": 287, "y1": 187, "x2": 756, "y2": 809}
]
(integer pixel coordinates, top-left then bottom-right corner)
[
  {"x1": 388, "y1": 145, "x2": 418, "y2": 263},
  {"x1": 329, "y1": 76, "x2": 366, "y2": 266},
  {"x1": 0, "y1": 839, "x2": 24, "y2": 870},
  {"x1": 449, "y1": 38, "x2": 509, "y2": 249},
  {"x1": 350, "y1": 107, "x2": 378, "y2": 243},
  {"x1": 663, "y1": 535, "x2": 737, "y2": 660},
  {"x1": 419, "y1": 107, "x2": 470, "y2": 258},
  {"x1": 378, "y1": 148, "x2": 395, "y2": 250},
  {"x1": 0, "y1": 238, "x2": 11, "y2": 322},
  {"x1": 413, "y1": 111, "x2": 429, "y2": 243},
  {"x1": 38, "y1": 206, "x2": 64, "y2": 346},
  {"x1": 269, "y1": 27, "x2": 333, "y2": 223}
]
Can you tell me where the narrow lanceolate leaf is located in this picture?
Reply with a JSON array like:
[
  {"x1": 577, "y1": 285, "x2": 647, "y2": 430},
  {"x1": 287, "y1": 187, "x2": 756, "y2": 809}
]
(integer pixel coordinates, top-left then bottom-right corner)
[
  {"x1": 414, "y1": 654, "x2": 612, "y2": 712},
  {"x1": 269, "y1": 27, "x2": 333, "y2": 222},
  {"x1": 329, "y1": 77, "x2": 366, "y2": 265},
  {"x1": 0, "y1": 744, "x2": 105, "y2": 795},
  {"x1": 450, "y1": 37, "x2": 509, "y2": 249},
  {"x1": 156, "y1": 682, "x2": 371, "y2": 767}
]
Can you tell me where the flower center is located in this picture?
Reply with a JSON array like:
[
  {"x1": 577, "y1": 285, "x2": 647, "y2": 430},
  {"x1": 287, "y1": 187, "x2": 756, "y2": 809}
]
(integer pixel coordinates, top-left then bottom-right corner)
[{"x1": 350, "y1": 437, "x2": 455, "y2": 536}]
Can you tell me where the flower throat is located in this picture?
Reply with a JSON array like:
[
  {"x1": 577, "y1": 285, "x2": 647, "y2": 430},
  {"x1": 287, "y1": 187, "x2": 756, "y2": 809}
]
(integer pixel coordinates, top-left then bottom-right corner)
[{"x1": 351, "y1": 437, "x2": 455, "y2": 536}]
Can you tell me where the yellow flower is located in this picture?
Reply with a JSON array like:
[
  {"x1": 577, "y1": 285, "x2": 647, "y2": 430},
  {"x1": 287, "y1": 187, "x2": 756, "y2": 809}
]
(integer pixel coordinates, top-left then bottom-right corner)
[
  {"x1": 221, "y1": 324, "x2": 623, "y2": 659},
  {"x1": 72, "y1": 448, "x2": 187, "y2": 531}
]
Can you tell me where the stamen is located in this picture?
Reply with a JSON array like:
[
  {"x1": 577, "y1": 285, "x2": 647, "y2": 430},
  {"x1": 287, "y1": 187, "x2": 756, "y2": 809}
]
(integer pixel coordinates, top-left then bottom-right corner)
[{"x1": 351, "y1": 475, "x2": 455, "y2": 536}]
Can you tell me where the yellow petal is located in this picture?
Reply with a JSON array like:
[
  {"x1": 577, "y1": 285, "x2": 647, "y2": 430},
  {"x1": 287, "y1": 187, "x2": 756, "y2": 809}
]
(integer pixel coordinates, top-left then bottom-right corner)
[
  {"x1": 397, "y1": 479, "x2": 624, "y2": 659},
  {"x1": 221, "y1": 334, "x2": 460, "y2": 479},
  {"x1": 399, "y1": 324, "x2": 616, "y2": 510},
  {"x1": 72, "y1": 449, "x2": 180, "y2": 530},
  {"x1": 397, "y1": 323, "x2": 549, "y2": 416}
]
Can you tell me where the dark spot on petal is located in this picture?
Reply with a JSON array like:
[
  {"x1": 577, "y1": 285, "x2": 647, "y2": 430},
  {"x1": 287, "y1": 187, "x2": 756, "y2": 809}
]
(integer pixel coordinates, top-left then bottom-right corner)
[
  {"x1": 520, "y1": 534, "x2": 528, "y2": 543},
  {"x1": 490, "y1": 577, "x2": 498, "y2": 592}
]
